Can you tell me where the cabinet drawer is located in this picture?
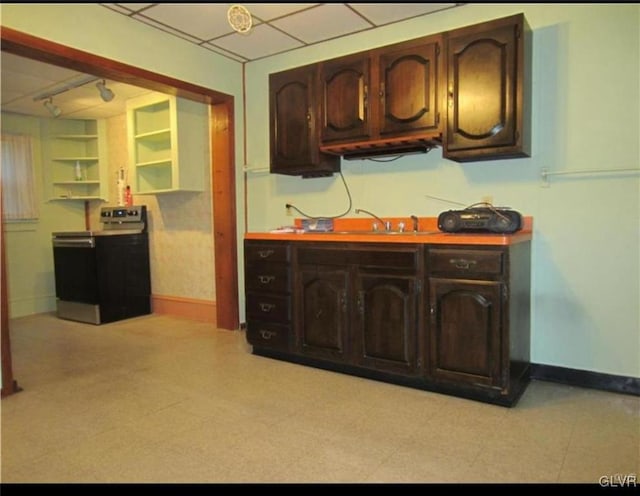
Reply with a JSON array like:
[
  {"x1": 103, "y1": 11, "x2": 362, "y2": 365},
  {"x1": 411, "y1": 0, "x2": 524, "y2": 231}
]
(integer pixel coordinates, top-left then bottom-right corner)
[
  {"x1": 246, "y1": 321, "x2": 290, "y2": 350},
  {"x1": 428, "y1": 248, "x2": 504, "y2": 275},
  {"x1": 245, "y1": 242, "x2": 290, "y2": 263},
  {"x1": 298, "y1": 246, "x2": 417, "y2": 269},
  {"x1": 246, "y1": 293, "x2": 291, "y2": 323},
  {"x1": 245, "y1": 265, "x2": 290, "y2": 293}
]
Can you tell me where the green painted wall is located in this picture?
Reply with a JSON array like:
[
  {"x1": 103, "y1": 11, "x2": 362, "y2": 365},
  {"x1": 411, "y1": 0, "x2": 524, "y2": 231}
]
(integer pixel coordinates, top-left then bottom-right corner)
[
  {"x1": 243, "y1": 4, "x2": 640, "y2": 377},
  {"x1": 2, "y1": 4, "x2": 639, "y2": 378}
]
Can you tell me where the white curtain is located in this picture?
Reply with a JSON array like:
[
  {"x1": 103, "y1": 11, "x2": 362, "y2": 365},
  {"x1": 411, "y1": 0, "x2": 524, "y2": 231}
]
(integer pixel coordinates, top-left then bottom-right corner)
[{"x1": 0, "y1": 133, "x2": 38, "y2": 220}]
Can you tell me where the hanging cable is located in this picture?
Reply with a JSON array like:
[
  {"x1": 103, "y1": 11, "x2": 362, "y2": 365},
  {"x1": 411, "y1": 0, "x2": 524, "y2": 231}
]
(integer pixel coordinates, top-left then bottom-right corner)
[{"x1": 285, "y1": 171, "x2": 353, "y2": 220}]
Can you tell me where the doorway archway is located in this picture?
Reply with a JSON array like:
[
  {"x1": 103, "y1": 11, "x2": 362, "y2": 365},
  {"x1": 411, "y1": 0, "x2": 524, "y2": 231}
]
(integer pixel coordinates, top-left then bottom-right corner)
[{"x1": 1, "y1": 27, "x2": 240, "y2": 396}]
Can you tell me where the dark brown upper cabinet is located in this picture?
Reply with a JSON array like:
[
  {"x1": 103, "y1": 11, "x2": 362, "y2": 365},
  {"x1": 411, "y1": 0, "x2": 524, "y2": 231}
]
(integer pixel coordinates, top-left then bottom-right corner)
[
  {"x1": 319, "y1": 34, "x2": 445, "y2": 159},
  {"x1": 268, "y1": 13, "x2": 532, "y2": 171},
  {"x1": 319, "y1": 53, "x2": 372, "y2": 144},
  {"x1": 269, "y1": 65, "x2": 340, "y2": 178},
  {"x1": 443, "y1": 13, "x2": 531, "y2": 162}
]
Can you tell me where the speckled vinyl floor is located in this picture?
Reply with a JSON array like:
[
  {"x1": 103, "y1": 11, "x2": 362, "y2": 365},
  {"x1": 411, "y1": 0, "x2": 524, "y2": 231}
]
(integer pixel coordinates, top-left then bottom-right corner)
[{"x1": 1, "y1": 313, "x2": 638, "y2": 484}]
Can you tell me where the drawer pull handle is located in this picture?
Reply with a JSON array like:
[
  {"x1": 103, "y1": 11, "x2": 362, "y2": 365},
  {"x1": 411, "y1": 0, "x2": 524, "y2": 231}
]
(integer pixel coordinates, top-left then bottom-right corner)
[
  {"x1": 450, "y1": 258, "x2": 477, "y2": 269},
  {"x1": 259, "y1": 329, "x2": 276, "y2": 340},
  {"x1": 259, "y1": 303, "x2": 275, "y2": 313},
  {"x1": 258, "y1": 249, "x2": 274, "y2": 258},
  {"x1": 258, "y1": 275, "x2": 275, "y2": 285}
]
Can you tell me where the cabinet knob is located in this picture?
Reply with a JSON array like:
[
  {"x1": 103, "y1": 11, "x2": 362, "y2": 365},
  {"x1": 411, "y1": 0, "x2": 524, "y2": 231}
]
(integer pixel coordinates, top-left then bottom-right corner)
[
  {"x1": 258, "y1": 249, "x2": 274, "y2": 258},
  {"x1": 259, "y1": 329, "x2": 276, "y2": 340},
  {"x1": 449, "y1": 258, "x2": 477, "y2": 269},
  {"x1": 259, "y1": 302, "x2": 275, "y2": 313},
  {"x1": 258, "y1": 275, "x2": 275, "y2": 285}
]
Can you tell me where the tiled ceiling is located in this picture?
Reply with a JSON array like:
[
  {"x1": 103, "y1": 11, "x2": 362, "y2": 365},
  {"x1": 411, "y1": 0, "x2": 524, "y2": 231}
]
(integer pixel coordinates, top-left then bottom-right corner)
[
  {"x1": 1, "y1": 3, "x2": 463, "y2": 119},
  {"x1": 103, "y1": 3, "x2": 463, "y2": 62}
]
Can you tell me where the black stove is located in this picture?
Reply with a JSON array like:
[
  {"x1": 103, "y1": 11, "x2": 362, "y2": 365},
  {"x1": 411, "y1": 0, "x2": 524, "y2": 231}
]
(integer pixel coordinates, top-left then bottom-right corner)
[{"x1": 52, "y1": 205, "x2": 151, "y2": 324}]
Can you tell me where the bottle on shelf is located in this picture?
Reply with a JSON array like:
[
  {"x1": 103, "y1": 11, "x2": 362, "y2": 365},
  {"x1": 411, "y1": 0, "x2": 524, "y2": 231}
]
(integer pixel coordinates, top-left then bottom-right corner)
[
  {"x1": 117, "y1": 167, "x2": 126, "y2": 206},
  {"x1": 75, "y1": 161, "x2": 82, "y2": 181},
  {"x1": 125, "y1": 185, "x2": 133, "y2": 207}
]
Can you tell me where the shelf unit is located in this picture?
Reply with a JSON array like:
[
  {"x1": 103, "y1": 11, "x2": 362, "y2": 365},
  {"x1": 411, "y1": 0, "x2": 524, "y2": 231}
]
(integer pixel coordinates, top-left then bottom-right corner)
[
  {"x1": 126, "y1": 93, "x2": 207, "y2": 194},
  {"x1": 41, "y1": 118, "x2": 108, "y2": 201}
]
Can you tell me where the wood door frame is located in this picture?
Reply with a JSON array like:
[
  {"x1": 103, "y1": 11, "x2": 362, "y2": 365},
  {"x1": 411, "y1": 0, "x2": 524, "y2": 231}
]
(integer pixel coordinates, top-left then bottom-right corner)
[{"x1": 1, "y1": 28, "x2": 240, "y2": 395}]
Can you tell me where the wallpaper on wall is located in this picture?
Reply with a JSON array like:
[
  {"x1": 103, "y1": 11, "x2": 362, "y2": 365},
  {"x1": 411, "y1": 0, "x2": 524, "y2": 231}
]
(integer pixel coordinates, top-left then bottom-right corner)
[{"x1": 92, "y1": 112, "x2": 215, "y2": 302}]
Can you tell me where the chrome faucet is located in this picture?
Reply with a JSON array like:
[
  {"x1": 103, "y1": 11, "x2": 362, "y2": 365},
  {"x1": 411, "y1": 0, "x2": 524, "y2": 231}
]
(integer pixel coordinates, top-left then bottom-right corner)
[
  {"x1": 355, "y1": 208, "x2": 391, "y2": 231},
  {"x1": 410, "y1": 215, "x2": 419, "y2": 232}
]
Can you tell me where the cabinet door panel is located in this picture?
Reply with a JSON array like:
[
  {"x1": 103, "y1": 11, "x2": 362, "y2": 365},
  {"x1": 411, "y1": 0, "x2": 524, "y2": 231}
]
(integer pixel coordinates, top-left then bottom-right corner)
[
  {"x1": 270, "y1": 67, "x2": 340, "y2": 177},
  {"x1": 379, "y1": 42, "x2": 440, "y2": 136},
  {"x1": 270, "y1": 69, "x2": 314, "y2": 169},
  {"x1": 297, "y1": 266, "x2": 350, "y2": 361},
  {"x1": 447, "y1": 24, "x2": 516, "y2": 150},
  {"x1": 429, "y1": 278, "x2": 503, "y2": 388},
  {"x1": 444, "y1": 13, "x2": 530, "y2": 162},
  {"x1": 320, "y1": 56, "x2": 371, "y2": 142},
  {"x1": 355, "y1": 274, "x2": 418, "y2": 375}
]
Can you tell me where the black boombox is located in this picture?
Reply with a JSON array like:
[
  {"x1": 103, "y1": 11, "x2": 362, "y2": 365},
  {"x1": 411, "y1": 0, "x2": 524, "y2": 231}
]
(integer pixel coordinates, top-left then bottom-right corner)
[{"x1": 437, "y1": 208, "x2": 523, "y2": 234}]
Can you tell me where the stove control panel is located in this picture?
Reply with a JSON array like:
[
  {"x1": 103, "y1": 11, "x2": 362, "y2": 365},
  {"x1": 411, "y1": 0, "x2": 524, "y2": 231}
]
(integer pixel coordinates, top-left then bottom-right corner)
[{"x1": 100, "y1": 205, "x2": 147, "y2": 228}]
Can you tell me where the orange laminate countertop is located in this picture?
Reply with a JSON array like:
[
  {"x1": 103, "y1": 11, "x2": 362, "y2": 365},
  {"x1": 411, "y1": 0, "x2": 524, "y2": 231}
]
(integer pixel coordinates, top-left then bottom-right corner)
[{"x1": 245, "y1": 216, "x2": 533, "y2": 246}]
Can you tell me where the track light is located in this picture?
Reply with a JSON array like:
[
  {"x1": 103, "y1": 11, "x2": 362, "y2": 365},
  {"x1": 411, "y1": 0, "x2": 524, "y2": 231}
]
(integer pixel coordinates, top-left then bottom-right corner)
[
  {"x1": 96, "y1": 80, "x2": 114, "y2": 102},
  {"x1": 43, "y1": 98, "x2": 62, "y2": 118}
]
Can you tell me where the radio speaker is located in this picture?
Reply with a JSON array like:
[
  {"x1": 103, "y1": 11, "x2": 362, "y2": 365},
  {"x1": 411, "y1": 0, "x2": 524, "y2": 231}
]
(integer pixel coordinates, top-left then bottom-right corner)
[{"x1": 438, "y1": 208, "x2": 523, "y2": 234}]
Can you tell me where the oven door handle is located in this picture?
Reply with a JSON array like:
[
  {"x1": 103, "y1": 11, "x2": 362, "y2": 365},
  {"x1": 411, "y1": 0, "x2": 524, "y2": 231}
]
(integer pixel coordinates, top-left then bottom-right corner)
[{"x1": 53, "y1": 238, "x2": 96, "y2": 248}]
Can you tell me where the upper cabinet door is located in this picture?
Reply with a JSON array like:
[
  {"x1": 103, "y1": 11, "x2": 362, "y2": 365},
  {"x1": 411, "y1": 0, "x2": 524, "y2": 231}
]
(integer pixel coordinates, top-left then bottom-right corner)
[
  {"x1": 444, "y1": 13, "x2": 531, "y2": 162},
  {"x1": 378, "y1": 38, "x2": 442, "y2": 137},
  {"x1": 270, "y1": 66, "x2": 315, "y2": 172},
  {"x1": 319, "y1": 55, "x2": 372, "y2": 143},
  {"x1": 270, "y1": 65, "x2": 339, "y2": 177}
]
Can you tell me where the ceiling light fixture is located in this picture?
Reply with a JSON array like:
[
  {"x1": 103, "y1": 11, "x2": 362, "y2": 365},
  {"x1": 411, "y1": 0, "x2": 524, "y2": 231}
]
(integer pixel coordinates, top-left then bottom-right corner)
[
  {"x1": 227, "y1": 4, "x2": 252, "y2": 34},
  {"x1": 96, "y1": 80, "x2": 115, "y2": 102},
  {"x1": 43, "y1": 98, "x2": 62, "y2": 118},
  {"x1": 33, "y1": 74, "x2": 117, "y2": 105}
]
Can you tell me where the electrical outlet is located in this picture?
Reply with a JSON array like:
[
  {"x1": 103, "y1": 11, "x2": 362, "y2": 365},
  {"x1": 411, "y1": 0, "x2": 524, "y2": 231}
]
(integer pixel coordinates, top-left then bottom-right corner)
[
  {"x1": 481, "y1": 195, "x2": 493, "y2": 205},
  {"x1": 285, "y1": 203, "x2": 293, "y2": 216}
]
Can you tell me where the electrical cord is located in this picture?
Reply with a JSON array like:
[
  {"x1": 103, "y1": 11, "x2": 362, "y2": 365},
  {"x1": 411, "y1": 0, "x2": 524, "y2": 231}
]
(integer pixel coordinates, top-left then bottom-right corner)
[{"x1": 285, "y1": 171, "x2": 353, "y2": 219}]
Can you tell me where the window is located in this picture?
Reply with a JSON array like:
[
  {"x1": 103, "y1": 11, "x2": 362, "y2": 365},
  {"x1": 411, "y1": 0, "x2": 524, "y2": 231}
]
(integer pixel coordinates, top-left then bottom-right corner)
[{"x1": 1, "y1": 133, "x2": 38, "y2": 221}]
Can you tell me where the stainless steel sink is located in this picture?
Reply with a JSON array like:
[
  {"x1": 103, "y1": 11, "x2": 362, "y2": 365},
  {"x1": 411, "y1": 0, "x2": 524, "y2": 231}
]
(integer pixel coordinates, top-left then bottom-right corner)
[{"x1": 304, "y1": 230, "x2": 440, "y2": 235}]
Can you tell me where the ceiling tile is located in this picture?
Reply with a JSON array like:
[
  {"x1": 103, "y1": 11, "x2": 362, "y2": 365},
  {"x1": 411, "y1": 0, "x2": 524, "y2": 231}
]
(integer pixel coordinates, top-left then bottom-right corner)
[
  {"x1": 136, "y1": 3, "x2": 236, "y2": 41},
  {"x1": 270, "y1": 4, "x2": 373, "y2": 44},
  {"x1": 348, "y1": 3, "x2": 457, "y2": 26},
  {"x1": 243, "y1": 3, "x2": 320, "y2": 22},
  {"x1": 111, "y1": 3, "x2": 155, "y2": 14},
  {"x1": 209, "y1": 24, "x2": 303, "y2": 61},
  {"x1": 131, "y1": 15, "x2": 204, "y2": 44},
  {"x1": 1, "y1": 52, "x2": 80, "y2": 82}
]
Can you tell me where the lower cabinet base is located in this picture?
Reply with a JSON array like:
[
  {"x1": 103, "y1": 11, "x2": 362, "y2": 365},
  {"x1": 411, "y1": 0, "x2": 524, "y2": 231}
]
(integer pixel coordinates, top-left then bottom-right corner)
[{"x1": 251, "y1": 347, "x2": 530, "y2": 407}]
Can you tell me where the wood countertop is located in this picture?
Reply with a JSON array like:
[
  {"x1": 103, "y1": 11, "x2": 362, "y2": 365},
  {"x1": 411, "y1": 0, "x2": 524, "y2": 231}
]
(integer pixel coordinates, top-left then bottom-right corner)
[{"x1": 245, "y1": 217, "x2": 533, "y2": 246}]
